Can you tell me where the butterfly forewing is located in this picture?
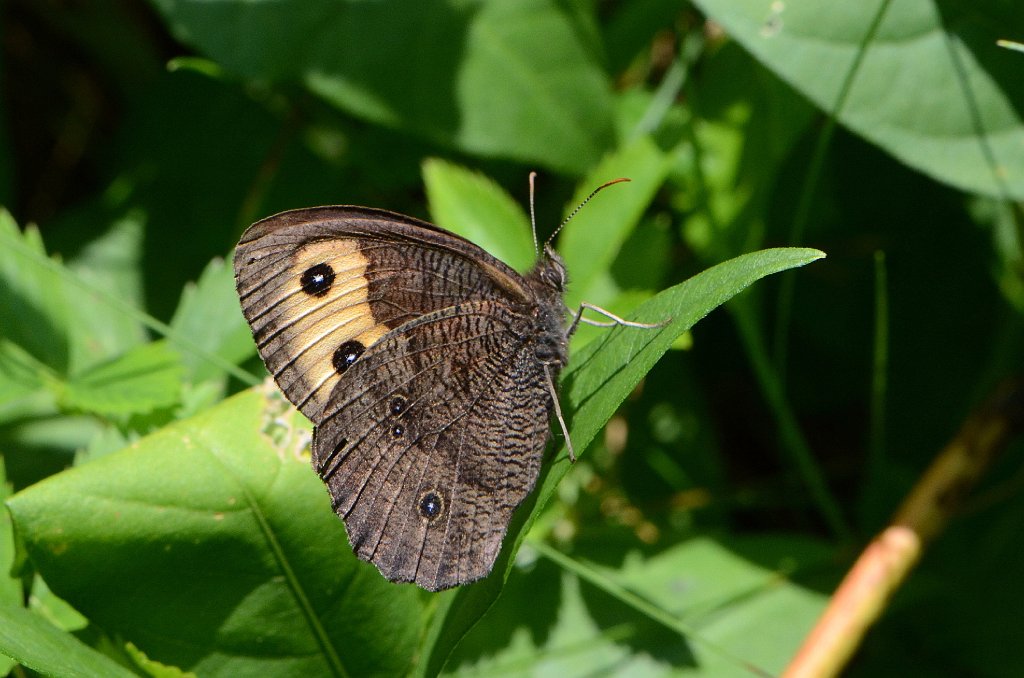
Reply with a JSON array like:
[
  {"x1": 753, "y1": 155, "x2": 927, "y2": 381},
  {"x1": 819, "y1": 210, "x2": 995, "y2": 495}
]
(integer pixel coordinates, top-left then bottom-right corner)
[{"x1": 234, "y1": 207, "x2": 530, "y2": 423}]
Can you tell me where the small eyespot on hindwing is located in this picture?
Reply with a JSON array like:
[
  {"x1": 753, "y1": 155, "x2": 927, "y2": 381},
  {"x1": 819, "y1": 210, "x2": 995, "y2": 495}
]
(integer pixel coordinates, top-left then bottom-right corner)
[
  {"x1": 419, "y1": 491, "x2": 443, "y2": 520},
  {"x1": 389, "y1": 395, "x2": 407, "y2": 414}
]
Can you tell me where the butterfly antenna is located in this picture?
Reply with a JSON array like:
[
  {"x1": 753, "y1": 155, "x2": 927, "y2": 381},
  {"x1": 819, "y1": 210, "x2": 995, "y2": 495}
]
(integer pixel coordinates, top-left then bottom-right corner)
[
  {"x1": 545, "y1": 177, "x2": 631, "y2": 247},
  {"x1": 529, "y1": 171, "x2": 540, "y2": 256}
]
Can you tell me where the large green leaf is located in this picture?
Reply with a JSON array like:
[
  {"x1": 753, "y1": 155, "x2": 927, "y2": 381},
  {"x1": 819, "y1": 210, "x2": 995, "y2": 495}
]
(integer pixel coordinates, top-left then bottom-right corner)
[
  {"x1": 692, "y1": 0, "x2": 1024, "y2": 199},
  {"x1": 149, "y1": 0, "x2": 615, "y2": 173},
  {"x1": 7, "y1": 388, "x2": 423, "y2": 677},
  {"x1": 418, "y1": 247, "x2": 826, "y2": 676}
]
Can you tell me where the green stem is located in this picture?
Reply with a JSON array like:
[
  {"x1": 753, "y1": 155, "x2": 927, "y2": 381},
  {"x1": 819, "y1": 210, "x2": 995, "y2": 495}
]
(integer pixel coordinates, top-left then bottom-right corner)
[{"x1": 867, "y1": 251, "x2": 889, "y2": 479}]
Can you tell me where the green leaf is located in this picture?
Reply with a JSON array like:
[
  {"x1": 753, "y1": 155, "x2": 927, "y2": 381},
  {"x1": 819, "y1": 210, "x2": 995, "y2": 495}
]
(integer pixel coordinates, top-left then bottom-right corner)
[
  {"x1": 446, "y1": 535, "x2": 829, "y2": 675},
  {"x1": 445, "y1": 0, "x2": 614, "y2": 172},
  {"x1": 564, "y1": 248, "x2": 822, "y2": 458},
  {"x1": 0, "y1": 603, "x2": 137, "y2": 678},
  {"x1": 418, "y1": 247, "x2": 826, "y2": 676},
  {"x1": 0, "y1": 340, "x2": 54, "y2": 423},
  {"x1": 423, "y1": 158, "x2": 535, "y2": 273},
  {"x1": 169, "y1": 257, "x2": 256, "y2": 384},
  {"x1": 0, "y1": 211, "x2": 70, "y2": 373},
  {"x1": 692, "y1": 0, "x2": 1024, "y2": 200},
  {"x1": 60, "y1": 341, "x2": 183, "y2": 417},
  {"x1": 7, "y1": 387, "x2": 423, "y2": 677},
  {"x1": 0, "y1": 461, "x2": 18, "y2": 676},
  {"x1": 0, "y1": 209, "x2": 152, "y2": 381},
  {"x1": 125, "y1": 642, "x2": 196, "y2": 678},
  {"x1": 150, "y1": 0, "x2": 615, "y2": 173},
  {"x1": 0, "y1": 460, "x2": 18, "y2": 608},
  {"x1": 589, "y1": 536, "x2": 828, "y2": 673},
  {"x1": 74, "y1": 424, "x2": 131, "y2": 464},
  {"x1": 64, "y1": 212, "x2": 149, "y2": 372},
  {"x1": 27, "y1": 576, "x2": 88, "y2": 634}
]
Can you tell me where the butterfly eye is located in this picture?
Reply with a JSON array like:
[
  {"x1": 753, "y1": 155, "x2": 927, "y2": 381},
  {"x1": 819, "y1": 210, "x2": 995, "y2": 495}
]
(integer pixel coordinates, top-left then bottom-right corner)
[
  {"x1": 332, "y1": 340, "x2": 365, "y2": 373},
  {"x1": 418, "y1": 491, "x2": 443, "y2": 520},
  {"x1": 389, "y1": 396, "x2": 407, "y2": 415},
  {"x1": 300, "y1": 262, "x2": 335, "y2": 296},
  {"x1": 539, "y1": 263, "x2": 565, "y2": 288}
]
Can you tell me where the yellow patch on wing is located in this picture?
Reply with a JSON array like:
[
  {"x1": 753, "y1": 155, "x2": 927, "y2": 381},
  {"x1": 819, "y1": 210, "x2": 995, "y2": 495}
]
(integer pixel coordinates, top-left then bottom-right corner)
[{"x1": 253, "y1": 239, "x2": 391, "y2": 422}]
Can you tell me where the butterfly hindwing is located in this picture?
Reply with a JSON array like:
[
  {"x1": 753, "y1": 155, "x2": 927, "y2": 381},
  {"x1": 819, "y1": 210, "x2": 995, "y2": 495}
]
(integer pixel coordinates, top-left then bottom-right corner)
[
  {"x1": 311, "y1": 301, "x2": 552, "y2": 591},
  {"x1": 233, "y1": 207, "x2": 530, "y2": 423}
]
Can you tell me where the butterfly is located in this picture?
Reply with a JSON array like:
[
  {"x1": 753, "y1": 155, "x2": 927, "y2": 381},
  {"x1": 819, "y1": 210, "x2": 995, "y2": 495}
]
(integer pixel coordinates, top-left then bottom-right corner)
[{"x1": 233, "y1": 176, "x2": 653, "y2": 591}]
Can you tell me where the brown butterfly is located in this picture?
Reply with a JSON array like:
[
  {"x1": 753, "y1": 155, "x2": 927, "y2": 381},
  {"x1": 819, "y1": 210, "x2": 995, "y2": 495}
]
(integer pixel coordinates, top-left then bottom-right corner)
[{"x1": 234, "y1": 176, "x2": 651, "y2": 591}]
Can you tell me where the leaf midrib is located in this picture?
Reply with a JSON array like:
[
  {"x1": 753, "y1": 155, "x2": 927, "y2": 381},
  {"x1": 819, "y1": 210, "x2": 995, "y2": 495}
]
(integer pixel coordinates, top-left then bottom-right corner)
[{"x1": 199, "y1": 435, "x2": 348, "y2": 678}]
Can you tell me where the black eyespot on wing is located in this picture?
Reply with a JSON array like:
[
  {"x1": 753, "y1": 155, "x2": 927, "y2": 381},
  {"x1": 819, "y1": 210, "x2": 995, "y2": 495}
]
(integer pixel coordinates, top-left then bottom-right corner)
[
  {"x1": 419, "y1": 491, "x2": 442, "y2": 520},
  {"x1": 332, "y1": 340, "x2": 365, "y2": 374},
  {"x1": 389, "y1": 396, "x2": 407, "y2": 415},
  {"x1": 300, "y1": 262, "x2": 335, "y2": 296},
  {"x1": 391, "y1": 423, "x2": 405, "y2": 438}
]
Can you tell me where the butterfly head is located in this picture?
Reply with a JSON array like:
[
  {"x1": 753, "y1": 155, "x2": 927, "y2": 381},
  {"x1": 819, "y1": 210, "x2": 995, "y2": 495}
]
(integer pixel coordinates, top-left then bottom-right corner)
[
  {"x1": 534, "y1": 244, "x2": 567, "y2": 292},
  {"x1": 527, "y1": 246, "x2": 570, "y2": 367}
]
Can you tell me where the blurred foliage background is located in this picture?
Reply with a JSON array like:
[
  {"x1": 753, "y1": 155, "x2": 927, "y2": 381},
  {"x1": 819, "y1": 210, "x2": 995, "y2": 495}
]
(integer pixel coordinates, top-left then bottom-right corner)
[{"x1": 1, "y1": 0, "x2": 1023, "y2": 676}]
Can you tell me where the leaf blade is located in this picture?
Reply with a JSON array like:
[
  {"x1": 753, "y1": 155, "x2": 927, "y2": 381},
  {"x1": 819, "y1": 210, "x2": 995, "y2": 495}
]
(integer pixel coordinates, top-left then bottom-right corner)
[
  {"x1": 692, "y1": 0, "x2": 1024, "y2": 199},
  {"x1": 7, "y1": 388, "x2": 424, "y2": 678},
  {"x1": 0, "y1": 603, "x2": 139, "y2": 678}
]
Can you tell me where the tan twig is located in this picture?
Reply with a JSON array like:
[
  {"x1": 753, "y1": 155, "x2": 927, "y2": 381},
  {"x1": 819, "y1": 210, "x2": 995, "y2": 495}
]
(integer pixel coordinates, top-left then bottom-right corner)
[{"x1": 782, "y1": 379, "x2": 1024, "y2": 678}]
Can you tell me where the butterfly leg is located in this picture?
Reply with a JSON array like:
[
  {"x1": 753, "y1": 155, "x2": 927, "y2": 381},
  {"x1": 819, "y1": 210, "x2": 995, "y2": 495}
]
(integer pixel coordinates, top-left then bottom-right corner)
[
  {"x1": 543, "y1": 363, "x2": 576, "y2": 463},
  {"x1": 567, "y1": 301, "x2": 668, "y2": 337}
]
